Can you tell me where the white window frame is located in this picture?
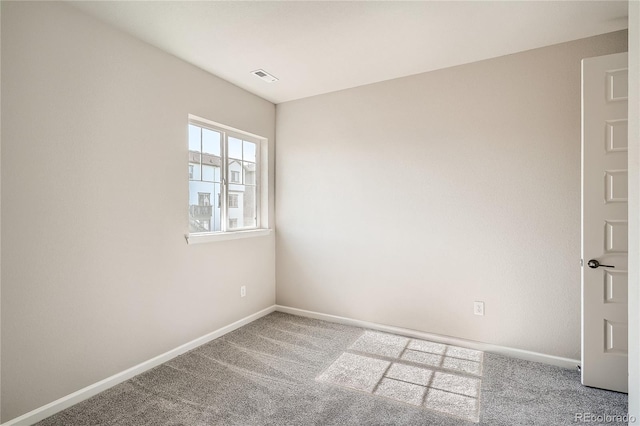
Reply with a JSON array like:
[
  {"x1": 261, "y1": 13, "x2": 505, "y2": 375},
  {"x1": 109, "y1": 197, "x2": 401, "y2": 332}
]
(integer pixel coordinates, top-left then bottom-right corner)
[{"x1": 186, "y1": 114, "x2": 270, "y2": 244}]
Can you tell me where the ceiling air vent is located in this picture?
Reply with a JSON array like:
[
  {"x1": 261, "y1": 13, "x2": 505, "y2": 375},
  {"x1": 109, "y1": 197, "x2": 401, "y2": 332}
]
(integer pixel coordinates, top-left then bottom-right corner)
[{"x1": 251, "y1": 69, "x2": 279, "y2": 83}]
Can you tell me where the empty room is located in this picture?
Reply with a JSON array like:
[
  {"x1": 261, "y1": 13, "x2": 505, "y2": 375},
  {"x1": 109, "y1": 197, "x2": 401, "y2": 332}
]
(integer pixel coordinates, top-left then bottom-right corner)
[{"x1": 1, "y1": 1, "x2": 639, "y2": 425}]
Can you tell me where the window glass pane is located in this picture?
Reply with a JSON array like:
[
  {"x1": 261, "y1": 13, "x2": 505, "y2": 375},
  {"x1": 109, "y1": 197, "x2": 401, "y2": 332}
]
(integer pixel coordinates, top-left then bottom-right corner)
[
  {"x1": 202, "y1": 165, "x2": 215, "y2": 182},
  {"x1": 189, "y1": 163, "x2": 201, "y2": 181},
  {"x1": 201, "y1": 154, "x2": 220, "y2": 175},
  {"x1": 202, "y1": 128, "x2": 220, "y2": 156},
  {"x1": 243, "y1": 161, "x2": 256, "y2": 185},
  {"x1": 228, "y1": 183, "x2": 243, "y2": 192},
  {"x1": 227, "y1": 190, "x2": 242, "y2": 229},
  {"x1": 188, "y1": 125, "x2": 201, "y2": 152},
  {"x1": 226, "y1": 184, "x2": 256, "y2": 229},
  {"x1": 213, "y1": 183, "x2": 221, "y2": 232},
  {"x1": 198, "y1": 192, "x2": 211, "y2": 206},
  {"x1": 242, "y1": 185, "x2": 257, "y2": 229},
  {"x1": 243, "y1": 141, "x2": 256, "y2": 162},
  {"x1": 228, "y1": 137, "x2": 243, "y2": 160},
  {"x1": 214, "y1": 166, "x2": 221, "y2": 183},
  {"x1": 190, "y1": 161, "x2": 201, "y2": 180},
  {"x1": 228, "y1": 160, "x2": 243, "y2": 184},
  {"x1": 189, "y1": 181, "x2": 219, "y2": 233},
  {"x1": 228, "y1": 193, "x2": 239, "y2": 208}
]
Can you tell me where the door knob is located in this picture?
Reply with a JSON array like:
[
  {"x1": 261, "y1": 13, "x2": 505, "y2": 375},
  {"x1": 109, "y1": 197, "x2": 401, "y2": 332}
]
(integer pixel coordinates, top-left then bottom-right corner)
[{"x1": 587, "y1": 259, "x2": 614, "y2": 269}]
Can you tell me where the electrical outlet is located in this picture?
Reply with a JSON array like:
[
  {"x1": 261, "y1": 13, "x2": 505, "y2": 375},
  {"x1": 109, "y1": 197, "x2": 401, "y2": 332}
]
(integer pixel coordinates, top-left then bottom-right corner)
[
  {"x1": 474, "y1": 301, "x2": 485, "y2": 316},
  {"x1": 240, "y1": 286, "x2": 246, "y2": 298}
]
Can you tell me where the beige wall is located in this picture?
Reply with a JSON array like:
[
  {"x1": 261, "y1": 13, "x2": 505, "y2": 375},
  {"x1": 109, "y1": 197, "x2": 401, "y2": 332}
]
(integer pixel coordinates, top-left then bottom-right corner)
[
  {"x1": 276, "y1": 31, "x2": 628, "y2": 360},
  {"x1": 1, "y1": 2, "x2": 275, "y2": 421}
]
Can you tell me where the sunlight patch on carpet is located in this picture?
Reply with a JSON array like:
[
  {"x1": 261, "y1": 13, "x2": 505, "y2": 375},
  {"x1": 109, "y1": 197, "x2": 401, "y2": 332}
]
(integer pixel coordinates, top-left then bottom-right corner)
[
  {"x1": 317, "y1": 352, "x2": 390, "y2": 393},
  {"x1": 316, "y1": 331, "x2": 483, "y2": 423}
]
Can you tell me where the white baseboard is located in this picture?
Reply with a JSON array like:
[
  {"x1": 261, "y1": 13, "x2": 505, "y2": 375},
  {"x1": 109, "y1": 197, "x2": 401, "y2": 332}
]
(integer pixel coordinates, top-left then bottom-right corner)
[
  {"x1": 275, "y1": 305, "x2": 580, "y2": 370},
  {"x1": 2, "y1": 305, "x2": 277, "y2": 426}
]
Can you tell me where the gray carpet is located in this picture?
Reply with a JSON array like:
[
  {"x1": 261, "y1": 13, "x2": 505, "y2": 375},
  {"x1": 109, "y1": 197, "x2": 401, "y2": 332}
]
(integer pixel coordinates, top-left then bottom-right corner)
[
  {"x1": 317, "y1": 330, "x2": 484, "y2": 422},
  {"x1": 36, "y1": 312, "x2": 628, "y2": 425}
]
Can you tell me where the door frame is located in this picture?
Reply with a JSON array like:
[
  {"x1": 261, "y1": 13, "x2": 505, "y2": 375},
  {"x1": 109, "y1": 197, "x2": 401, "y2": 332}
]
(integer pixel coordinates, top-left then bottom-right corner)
[{"x1": 628, "y1": 0, "x2": 640, "y2": 418}]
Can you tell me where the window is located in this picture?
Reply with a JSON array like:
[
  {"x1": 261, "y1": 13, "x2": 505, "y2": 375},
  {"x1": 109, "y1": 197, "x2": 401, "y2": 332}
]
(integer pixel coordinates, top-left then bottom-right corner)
[
  {"x1": 188, "y1": 116, "x2": 263, "y2": 236},
  {"x1": 198, "y1": 192, "x2": 210, "y2": 206},
  {"x1": 229, "y1": 193, "x2": 239, "y2": 208}
]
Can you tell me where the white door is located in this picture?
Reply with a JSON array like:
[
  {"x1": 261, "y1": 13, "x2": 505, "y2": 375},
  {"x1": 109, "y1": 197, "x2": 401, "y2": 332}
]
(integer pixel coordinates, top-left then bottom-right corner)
[{"x1": 582, "y1": 52, "x2": 628, "y2": 393}]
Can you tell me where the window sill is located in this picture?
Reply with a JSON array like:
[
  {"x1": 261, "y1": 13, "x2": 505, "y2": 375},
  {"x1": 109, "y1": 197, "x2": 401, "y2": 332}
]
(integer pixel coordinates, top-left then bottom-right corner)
[{"x1": 185, "y1": 228, "x2": 272, "y2": 245}]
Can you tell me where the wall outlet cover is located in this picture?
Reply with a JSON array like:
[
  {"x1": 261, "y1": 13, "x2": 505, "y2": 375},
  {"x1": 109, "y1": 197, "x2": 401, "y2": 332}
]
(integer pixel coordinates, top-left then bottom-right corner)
[{"x1": 474, "y1": 301, "x2": 485, "y2": 316}]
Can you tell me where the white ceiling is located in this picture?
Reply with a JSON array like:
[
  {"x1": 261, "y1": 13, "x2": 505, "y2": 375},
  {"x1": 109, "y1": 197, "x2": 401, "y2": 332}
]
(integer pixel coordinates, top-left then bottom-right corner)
[{"x1": 69, "y1": 1, "x2": 628, "y2": 104}]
